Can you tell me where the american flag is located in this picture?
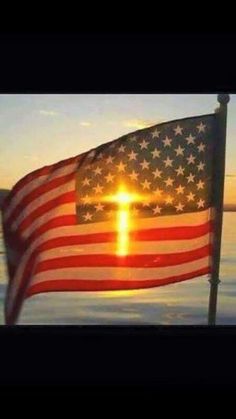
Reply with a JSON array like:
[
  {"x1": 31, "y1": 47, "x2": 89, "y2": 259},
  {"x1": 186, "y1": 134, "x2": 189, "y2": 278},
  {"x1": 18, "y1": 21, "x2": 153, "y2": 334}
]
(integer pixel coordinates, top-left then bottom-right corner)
[{"x1": 2, "y1": 114, "x2": 216, "y2": 324}]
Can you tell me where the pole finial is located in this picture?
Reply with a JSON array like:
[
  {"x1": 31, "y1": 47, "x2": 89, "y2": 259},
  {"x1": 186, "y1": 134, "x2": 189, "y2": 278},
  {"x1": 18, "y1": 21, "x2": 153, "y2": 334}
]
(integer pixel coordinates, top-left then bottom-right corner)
[{"x1": 217, "y1": 94, "x2": 230, "y2": 105}]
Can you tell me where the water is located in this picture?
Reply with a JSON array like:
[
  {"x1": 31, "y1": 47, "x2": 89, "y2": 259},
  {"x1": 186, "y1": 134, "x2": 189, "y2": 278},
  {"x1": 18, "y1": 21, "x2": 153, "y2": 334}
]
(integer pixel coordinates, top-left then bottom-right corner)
[{"x1": 0, "y1": 212, "x2": 235, "y2": 325}]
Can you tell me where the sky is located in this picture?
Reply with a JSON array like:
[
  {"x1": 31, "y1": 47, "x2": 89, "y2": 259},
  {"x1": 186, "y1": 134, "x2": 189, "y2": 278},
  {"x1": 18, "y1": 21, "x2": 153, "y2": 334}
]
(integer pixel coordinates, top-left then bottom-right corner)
[{"x1": 0, "y1": 94, "x2": 236, "y2": 205}]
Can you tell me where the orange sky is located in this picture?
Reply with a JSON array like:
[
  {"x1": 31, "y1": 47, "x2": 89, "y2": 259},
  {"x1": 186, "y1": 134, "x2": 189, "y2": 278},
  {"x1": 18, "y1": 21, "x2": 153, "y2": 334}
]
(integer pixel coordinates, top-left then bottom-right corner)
[{"x1": 0, "y1": 94, "x2": 235, "y2": 205}]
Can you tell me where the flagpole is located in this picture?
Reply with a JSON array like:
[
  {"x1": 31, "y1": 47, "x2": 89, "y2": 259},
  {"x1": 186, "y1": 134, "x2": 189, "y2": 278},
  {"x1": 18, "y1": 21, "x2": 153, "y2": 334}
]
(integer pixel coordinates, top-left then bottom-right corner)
[{"x1": 207, "y1": 94, "x2": 230, "y2": 326}]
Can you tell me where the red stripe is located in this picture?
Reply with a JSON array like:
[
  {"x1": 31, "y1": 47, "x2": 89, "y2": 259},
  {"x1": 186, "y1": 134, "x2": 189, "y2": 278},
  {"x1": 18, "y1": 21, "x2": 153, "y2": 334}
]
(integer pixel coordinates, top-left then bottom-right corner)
[
  {"x1": 26, "y1": 267, "x2": 211, "y2": 296},
  {"x1": 34, "y1": 245, "x2": 211, "y2": 272},
  {"x1": 6, "y1": 172, "x2": 75, "y2": 227},
  {"x1": 5, "y1": 266, "x2": 211, "y2": 325},
  {"x1": 3, "y1": 221, "x2": 212, "y2": 308},
  {"x1": 25, "y1": 215, "x2": 77, "y2": 247},
  {"x1": 13, "y1": 234, "x2": 212, "y2": 295},
  {"x1": 8, "y1": 232, "x2": 210, "y2": 325},
  {"x1": 25, "y1": 220, "x2": 212, "y2": 250},
  {"x1": 4, "y1": 237, "x2": 212, "y2": 324},
  {"x1": 2, "y1": 155, "x2": 80, "y2": 211},
  {"x1": 131, "y1": 221, "x2": 213, "y2": 241},
  {"x1": 14, "y1": 191, "x2": 76, "y2": 235},
  {"x1": 23, "y1": 228, "x2": 212, "y2": 256},
  {"x1": 2, "y1": 155, "x2": 78, "y2": 212},
  {"x1": 5, "y1": 221, "x2": 212, "y2": 286}
]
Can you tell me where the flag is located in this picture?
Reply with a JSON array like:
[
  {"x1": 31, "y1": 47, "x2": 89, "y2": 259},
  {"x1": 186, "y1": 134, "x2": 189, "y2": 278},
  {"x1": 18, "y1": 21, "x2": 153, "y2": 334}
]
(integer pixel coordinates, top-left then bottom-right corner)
[{"x1": 1, "y1": 114, "x2": 217, "y2": 324}]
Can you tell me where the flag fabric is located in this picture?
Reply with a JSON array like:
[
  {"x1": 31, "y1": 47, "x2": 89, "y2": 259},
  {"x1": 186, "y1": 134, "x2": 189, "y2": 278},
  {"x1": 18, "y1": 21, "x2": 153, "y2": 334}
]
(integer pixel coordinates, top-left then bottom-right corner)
[{"x1": 1, "y1": 114, "x2": 216, "y2": 324}]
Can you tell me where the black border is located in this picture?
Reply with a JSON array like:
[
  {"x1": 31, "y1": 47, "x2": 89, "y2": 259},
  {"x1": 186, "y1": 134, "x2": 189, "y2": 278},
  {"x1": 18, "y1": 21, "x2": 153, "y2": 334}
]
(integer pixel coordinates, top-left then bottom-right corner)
[
  {"x1": 1, "y1": 31, "x2": 236, "y2": 93},
  {"x1": 1, "y1": 32, "x2": 236, "y2": 393},
  {"x1": 1, "y1": 326, "x2": 236, "y2": 393}
]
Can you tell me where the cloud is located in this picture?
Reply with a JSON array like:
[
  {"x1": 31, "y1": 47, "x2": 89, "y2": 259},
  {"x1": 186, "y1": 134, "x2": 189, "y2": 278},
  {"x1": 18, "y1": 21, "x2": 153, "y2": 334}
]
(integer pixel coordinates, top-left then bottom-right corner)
[
  {"x1": 39, "y1": 110, "x2": 59, "y2": 116},
  {"x1": 23, "y1": 155, "x2": 40, "y2": 162},
  {"x1": 80, "y1": 121, "x2": 92, "y2": 127},
  {"x1": 123, "y1": 118, "x2": 163, "y2": 130}
]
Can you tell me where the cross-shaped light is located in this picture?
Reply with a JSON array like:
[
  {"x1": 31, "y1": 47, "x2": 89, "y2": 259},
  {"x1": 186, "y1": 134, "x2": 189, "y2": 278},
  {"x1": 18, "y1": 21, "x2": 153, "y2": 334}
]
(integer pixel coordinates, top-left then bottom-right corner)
[{"x1": 104, "y1": 185, "x2": 141, "y2": 256}]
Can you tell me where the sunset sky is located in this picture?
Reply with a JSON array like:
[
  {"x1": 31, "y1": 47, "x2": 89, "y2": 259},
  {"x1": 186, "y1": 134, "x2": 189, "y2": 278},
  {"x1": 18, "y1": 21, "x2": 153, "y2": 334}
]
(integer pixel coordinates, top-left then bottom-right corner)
[{"x1": 0, "y1": 94, "x2": 235, "y2": 205}]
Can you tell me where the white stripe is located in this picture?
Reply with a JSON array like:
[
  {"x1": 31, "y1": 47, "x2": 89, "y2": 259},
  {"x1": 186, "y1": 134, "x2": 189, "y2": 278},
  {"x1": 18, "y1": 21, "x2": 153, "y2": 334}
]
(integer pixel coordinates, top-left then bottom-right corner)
[
  {"x1": 11, "y1": 230, "x2": 211, "y2": 305},
  {"x1": 8, "y1": 207, "x2": 213, "y2": 311},
  {"x1": 29, "y1": 220, "x2": 213, "y2": 250},
  {"x1": 30, "y1": 256, "x2": 211, "y2": 284},
  {"x1": 7, "y1": 252, "x2": 211, "y2": 317},
  {"x1": 6, "y1": 228, "x2": 212, "y2": 317},
  {"x1": 6, "y1": 254, "x2": 211, "y2": 318},
  {"x1": 75, "y1": 208, "x2": 213, "y2": 233},
  {"x1": 21, "y1": 203, "x2": 75, "y2": 239},
  {"x1": 3, "y1": 162, "x2": 77, "y2": 222},
  {"x1": 29, "y1": 236, "x2": 212, "y2": 261},
  {"x1": 12, "y1": 179, "x2": 75, "y2": 231},
  {"x1": 10, "y1": 207, "x2": 213, "y2": 296},
  {"x1": 22, "y1": 207, "x2": 212, "y2": 241}
]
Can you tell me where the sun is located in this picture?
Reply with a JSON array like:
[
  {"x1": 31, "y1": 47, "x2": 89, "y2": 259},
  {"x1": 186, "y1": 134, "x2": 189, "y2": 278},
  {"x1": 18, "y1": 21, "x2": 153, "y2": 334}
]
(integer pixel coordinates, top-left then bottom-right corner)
[{"x1": 104, "y1": 185, "x2": 142, "y2": 256}]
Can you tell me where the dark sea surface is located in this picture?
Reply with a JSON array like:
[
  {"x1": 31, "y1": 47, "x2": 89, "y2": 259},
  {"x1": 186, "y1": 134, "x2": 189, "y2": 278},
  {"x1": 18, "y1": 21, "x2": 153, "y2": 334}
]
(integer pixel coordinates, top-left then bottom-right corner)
[{"x1": 0, "y1": 212, "x2": 235, "y2": 325}]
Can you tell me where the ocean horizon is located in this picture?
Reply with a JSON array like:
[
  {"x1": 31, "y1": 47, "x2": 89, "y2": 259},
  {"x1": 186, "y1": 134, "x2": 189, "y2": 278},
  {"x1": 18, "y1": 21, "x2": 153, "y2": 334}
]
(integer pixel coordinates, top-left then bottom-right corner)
[{"x1": 0, "y1": 212, "x2": 235, "y2": 325}]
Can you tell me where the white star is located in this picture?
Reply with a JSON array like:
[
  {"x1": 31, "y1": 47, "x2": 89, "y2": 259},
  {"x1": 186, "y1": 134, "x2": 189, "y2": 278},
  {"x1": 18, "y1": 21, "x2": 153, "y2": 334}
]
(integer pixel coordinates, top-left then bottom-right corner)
[
  {"x1": 152, "y1": 168, "x2": 162, "y2": 179},
  {"x1": 175, "y1": 185, "x2": 185, "y2": 194},
  {"x1": 197, "y1": 198, "x2": 205, "y2": 209},
  {"x1": 162, "y1": 136, "x2": 172, "y2": 147},
  {"x1": 129, "y1": 135, "x2": 137, "y2": 142},
  {"x1": 197, "y1": 161, "x2": 205, "y2": 171},
  {"x1": 109, "y1": 142, "x2": 116, "y2": 149},
  {"x1": 187, "y1": 172, "x2": 195, "y2": 183},
  {"x1": 105, "y1": 172, "x2": 115, "y2": 183},
  {"x1": 106, "y1": 155, "x2": 114, "y2": 164},
  {"x1": 128, "y1": 150, "x2": 138, "y2": 161},
  {"x1": 153, "y1": 187, "x2": 163, "y2": 197},
  {"x1": 97, "y1": 152, "x2": 104, "y2": 160},
  {"x1": 151, "y1": 129, "x2": 160, "y2": 138},
  {"x1": 175, "y1": 202, "x2": 185, "y2": 212},
  {"x1": 197, "y1": 122, "x2": 206, "y2": 133},
  {"x1": 187, "y1": 192, "x2": 195, "y2": 202},
  {"x1": 83, "y1": 212, "x2": 93, "y2": 221},
  {"x1": 129, "y1": 170, "x2": 139, "y2": 181},
  {"x1": 118, "y1": 144, "x2": 126, "y2": 153},
  {"x1": 151, "y1": 148, "x2": 161, "y2": 159},
  {"x1": 116, "y1": 161, "x2": 126, "y2": 172},
  {"x1": 141, "y1": 179, "x2": 151, "y2": 190},
  {"x1": 175, "y1": 165, "x2": 185, "y2": 176},
  {"x1": 185, "y1": 134, "x2": 196, "y2": 145},
  {"x1": 173, "y1": 125, "x2": 183, "y2": 135},
  {"x1": 82, "y1": 177, "x2": 91, "y2": 186},
  {"x1": 196, "y1": 180, "x2": 204, "y2": 190},
  {"x1": 164, "y1": 177, "x2": 174, "y2": 187},
  {"x1": 186, "y1": 154, "x2": 196, "y2": 165},
  {"x1": 153, "y1": 205, "x2": 162, "y2": 215},
  {"x1": 139, "y1": 139, "x2": 149, "y2": 150},
  {"x1": 95, "y1": 203, "x2": 104, "y2": 212},
  {"x1": 197, "y1": 142, "x2": 206, "y2": 153},
  {"x1": 93, "y1": 166, "x2": 102, "y2": 175},
  {"x1": 142, "y1": 200, "x2": 151, "y2": 207},
  {"x1": 93, "y1": 183, "x2": 104, "y2": 194},
  {"x1": 81, "y1": 195, "x2": 92, "y2": 205},
  {"x1": 163, "y1": 156, "x2": 173, "y2": 167},
  {"x1": 165, "y1": 195, "x2": 174, "y2": 205},
  {"x1": 175, "y1": 145, "x2": 185, "y2": 156},
  {"x1": 140, "y1": 159, "x2": 150, "y2": 170}
]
